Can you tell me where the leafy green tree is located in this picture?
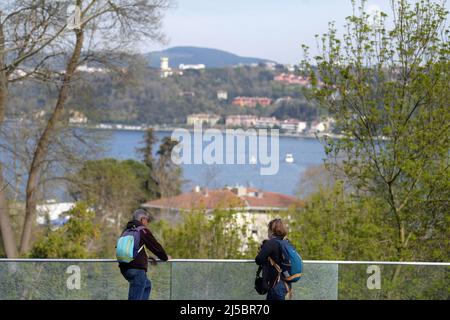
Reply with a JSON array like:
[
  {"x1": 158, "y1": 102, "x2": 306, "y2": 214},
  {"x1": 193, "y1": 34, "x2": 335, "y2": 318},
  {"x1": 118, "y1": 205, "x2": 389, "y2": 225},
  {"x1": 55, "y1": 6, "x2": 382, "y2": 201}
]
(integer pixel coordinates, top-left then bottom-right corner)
[
  {"x1": 153, "y1": 209, "x2": 258, "y2": 259},
  {"x1": 69, "y1": 159, "x2": 148, "y2": 256},
  {"x1": 288, "y1": 182, "x2": 396, "y2": 261},
  {"x1": 154, "y1": 137, "x2": 183, "y2": 197},
  {"x1": 29, "y1": 202, "x2": 99, "y2": 258},
  {"x1": 301, "y1": 0, "x2": 449, "y2": 270},
  {"x1": 122, "y1": 159, "x2": 155, "y2": 203}
]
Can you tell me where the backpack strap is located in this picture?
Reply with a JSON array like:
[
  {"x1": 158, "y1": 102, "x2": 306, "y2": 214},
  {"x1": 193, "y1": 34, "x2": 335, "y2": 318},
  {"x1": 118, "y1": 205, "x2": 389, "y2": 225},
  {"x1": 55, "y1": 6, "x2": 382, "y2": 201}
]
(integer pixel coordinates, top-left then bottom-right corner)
[
  {"x1": 284, "y1": 281, "x2": 293, "y2": 300},
  {"x1": 256, "y1": 265, "x2": 263, "y2": 277},
  {"x1": 269, "y1": 256, "x2": 294, "y2": 299},
  {"x1": 135, "y1": 226, "x2": 146, "y2": 253},
  {"x1": 268, "y1": 256, "x2": 282, "y2": 289}
]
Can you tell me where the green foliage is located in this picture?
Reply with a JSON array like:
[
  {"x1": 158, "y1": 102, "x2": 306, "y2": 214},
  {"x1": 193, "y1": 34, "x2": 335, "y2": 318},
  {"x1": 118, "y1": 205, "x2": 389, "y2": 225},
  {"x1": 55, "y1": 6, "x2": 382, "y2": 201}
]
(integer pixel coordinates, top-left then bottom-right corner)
[
  {"x1": 301, "y1": 0, "x2": 449, "y2": 261},
  {"x1": 287, "y1": 182, "x2": 397, "y2": 261},
  {"x1": 136, "y1": 129, "x2": 161, "y2": 199},
  {"x1": 154, "y1": 137, "x2": 183, "y2": 197},
  {"x1": 29, "y1": 202, "x2": 99, "y2": 258},
  {"x1": 70, "y1": 158, "x2": 148, "y2": 213},
  {"x1": 69, "y1": 158, "x2": 149, "y2": 257},
  {"x1": 153, "y1": 209, "x2": 259, "y2": 259},
  {"x1": 8, "y1": 65, "x2": 320, "y2": 125}
]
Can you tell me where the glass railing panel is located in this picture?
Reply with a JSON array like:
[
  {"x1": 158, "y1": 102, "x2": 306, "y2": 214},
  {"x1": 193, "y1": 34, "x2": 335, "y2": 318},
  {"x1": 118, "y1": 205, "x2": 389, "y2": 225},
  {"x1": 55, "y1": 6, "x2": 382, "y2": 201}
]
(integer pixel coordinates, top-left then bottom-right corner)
[
  {"x1": 292, "y1": 262, "x2": 339, "y2": 300},
  {"x1": 0, "y1": 261, "x2": 170, "y2": 300},
  {"x1": 337, "y1": 263, "x2": 450, "y2": 300},
  {"x1": 169, "y1": 261, "x2": 339, "y2": 300},
  {"x1": 170, "y1": 261, "x2": 263, "y2": 300},
  {"x1": 0, "y1": 260, "x2": 448, "y2": 300}
]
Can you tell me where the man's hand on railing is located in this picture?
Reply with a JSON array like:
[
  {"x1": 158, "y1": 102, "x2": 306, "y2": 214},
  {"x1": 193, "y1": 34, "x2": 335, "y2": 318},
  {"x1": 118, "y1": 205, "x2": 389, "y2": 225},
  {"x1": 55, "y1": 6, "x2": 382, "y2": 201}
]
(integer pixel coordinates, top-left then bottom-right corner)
[{"x1": 148, "y1": 256, "x2": 172, "y2": 264}]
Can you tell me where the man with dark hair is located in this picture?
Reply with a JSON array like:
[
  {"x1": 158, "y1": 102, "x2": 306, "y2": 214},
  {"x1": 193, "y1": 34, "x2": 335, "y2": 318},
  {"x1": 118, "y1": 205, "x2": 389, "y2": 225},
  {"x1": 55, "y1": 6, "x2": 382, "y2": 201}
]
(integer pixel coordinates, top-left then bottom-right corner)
[
  {"x1": 255, "y1": 218, "x2": 291, "y2": 300},
  {"x1": 118, "y1": 209, "x2": 170, "y2": 300}
]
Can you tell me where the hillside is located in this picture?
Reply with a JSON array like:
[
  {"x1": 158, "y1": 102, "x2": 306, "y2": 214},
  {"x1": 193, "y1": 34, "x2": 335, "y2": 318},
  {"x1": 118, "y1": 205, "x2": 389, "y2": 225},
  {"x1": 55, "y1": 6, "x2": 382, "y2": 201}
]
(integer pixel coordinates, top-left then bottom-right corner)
[
  {"x1": 8, "y1": 63, "x2": 321, "y2": 125},
  {"x1": 145, "y1": 46, "x2": 276, "y2": 68}
]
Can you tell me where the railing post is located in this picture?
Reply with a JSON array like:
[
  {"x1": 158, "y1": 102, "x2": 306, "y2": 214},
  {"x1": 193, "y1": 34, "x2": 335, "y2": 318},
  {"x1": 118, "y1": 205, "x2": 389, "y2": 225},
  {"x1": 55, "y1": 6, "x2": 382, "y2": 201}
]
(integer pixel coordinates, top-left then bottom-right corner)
[{"x1": 169, "y1": 261, "x2": 173, "y2": 300}]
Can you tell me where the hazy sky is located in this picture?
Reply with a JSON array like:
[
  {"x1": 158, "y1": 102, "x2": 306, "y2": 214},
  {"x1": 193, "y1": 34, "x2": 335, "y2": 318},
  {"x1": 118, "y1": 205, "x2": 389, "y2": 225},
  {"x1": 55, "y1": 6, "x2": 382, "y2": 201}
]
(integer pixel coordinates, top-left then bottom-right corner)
[
  {"x1": 142, "y1": 0, "x2": 390, "y2": 64},
  {"x1": 144, "y1": 0, "x2": 449, "y2": 64}
]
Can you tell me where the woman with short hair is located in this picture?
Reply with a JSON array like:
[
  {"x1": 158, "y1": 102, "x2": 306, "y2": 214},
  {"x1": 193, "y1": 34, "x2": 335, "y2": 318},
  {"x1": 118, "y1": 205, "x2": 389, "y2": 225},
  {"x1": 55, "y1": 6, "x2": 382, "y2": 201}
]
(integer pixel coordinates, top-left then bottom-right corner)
[{"x1": 255, "y1": 218, "x2": 292, "y2": 300}]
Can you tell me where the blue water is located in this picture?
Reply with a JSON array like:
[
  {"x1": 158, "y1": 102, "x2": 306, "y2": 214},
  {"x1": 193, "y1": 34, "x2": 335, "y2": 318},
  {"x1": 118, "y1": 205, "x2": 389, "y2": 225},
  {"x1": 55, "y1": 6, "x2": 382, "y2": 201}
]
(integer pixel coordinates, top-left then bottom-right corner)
[{"x1": 103, "y1": 130, "x2": 326, "y2": 196}]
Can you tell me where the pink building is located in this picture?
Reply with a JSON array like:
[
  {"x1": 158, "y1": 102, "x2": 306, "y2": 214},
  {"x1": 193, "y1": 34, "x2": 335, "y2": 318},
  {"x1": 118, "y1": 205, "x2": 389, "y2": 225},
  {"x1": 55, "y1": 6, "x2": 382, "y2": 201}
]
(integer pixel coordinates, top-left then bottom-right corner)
[
  {"x1": 232, "y1": 97, "x2": 273, "y2": 108},
  {"x1": 274, "y1": 73, "x2": 311, "y2": 86}
]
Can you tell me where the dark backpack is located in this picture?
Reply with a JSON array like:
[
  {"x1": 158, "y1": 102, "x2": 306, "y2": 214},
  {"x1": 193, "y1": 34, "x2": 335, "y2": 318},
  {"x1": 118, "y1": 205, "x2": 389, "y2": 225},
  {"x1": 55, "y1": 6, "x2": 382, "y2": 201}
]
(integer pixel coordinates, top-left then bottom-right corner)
[{"x1": 254, "y1": 265, "x2": 269, "y2": 295}]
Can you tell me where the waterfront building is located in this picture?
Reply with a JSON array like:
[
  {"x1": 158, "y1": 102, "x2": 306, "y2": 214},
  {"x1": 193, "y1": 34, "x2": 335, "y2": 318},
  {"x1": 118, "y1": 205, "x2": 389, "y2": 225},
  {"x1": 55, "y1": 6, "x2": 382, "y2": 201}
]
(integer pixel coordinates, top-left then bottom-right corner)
[{"x1": 187, "y1": 113, "x2": 221, "y2": 126}]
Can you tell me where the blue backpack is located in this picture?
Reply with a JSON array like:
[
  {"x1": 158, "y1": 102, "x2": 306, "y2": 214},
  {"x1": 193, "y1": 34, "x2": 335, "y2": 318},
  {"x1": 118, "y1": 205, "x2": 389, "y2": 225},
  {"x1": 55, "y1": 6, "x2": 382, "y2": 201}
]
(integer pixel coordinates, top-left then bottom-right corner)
[
  {"x1": 273, "y1": 238, "x2": 303, "y2": 283},
  {"x1": 116, "y1": 226, "x2": 145, "y2": 263}
]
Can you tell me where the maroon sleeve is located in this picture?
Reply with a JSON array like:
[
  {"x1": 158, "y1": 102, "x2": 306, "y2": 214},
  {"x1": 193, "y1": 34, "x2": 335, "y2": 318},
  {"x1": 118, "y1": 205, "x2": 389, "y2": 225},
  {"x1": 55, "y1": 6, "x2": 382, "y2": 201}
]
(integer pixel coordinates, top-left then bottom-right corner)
[{"x1": 140, "y1": 228, "x2": 169, "y2": 261}]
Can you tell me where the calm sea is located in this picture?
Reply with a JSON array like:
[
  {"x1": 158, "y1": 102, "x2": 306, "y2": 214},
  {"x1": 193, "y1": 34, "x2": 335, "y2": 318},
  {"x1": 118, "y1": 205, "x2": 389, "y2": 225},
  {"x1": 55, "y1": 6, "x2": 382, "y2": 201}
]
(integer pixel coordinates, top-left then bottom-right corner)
[
  {"x1": 0, "y1": 127, "x2": 326, "y2": 199},
  {"x1": 104, "y1": 130, "x2": 326, "y2": 196}
]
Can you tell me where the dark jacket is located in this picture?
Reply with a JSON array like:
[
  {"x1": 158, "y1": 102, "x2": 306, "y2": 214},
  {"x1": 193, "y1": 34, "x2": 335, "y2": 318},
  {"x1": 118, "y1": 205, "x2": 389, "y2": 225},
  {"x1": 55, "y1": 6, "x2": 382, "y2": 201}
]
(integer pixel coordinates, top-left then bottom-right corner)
[
  {"x1": 255, "y1": 237, "x2": 284, "y2": 288},
  {"x1": 119, "y1": 220, "x2": 168, "y2": 272}
]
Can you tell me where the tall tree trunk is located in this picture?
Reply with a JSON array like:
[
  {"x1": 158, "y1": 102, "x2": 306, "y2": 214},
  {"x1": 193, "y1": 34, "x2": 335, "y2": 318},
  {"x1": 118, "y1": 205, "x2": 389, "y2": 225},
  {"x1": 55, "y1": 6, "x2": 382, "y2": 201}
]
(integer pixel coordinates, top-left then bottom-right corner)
[
  {"x1": 0, "y1": 165, "x2": 18, "y2": 258},
  {"x1": 19, "y1": 30, "x2": 84, "y2": 254},
  {"x1": 0, "y1": 22, "x2": 19, "y2": 258},
  {"x1": 0, "y1": 22, "x2": 6, "y2": 123}
]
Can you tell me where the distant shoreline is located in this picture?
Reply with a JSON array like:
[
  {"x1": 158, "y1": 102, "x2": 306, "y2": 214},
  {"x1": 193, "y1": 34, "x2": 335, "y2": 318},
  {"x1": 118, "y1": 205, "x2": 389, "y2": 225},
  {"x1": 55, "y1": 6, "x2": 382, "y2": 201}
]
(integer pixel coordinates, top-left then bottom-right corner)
[
  {"x1": 72, "y1": 123, "x2": 343, "y2": 140},
  {"x1": 3, "y1": 119, "x2": 365, "y2": 140}
]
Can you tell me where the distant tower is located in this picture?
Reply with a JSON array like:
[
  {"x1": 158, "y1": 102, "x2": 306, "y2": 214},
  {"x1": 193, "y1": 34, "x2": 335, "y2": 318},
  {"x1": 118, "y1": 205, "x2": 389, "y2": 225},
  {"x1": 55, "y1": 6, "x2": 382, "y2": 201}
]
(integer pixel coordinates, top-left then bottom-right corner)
[
  {"x1": 160, "y1": 57, "x2": 172, "y2": 78},
  {"x1": 161, "y1": 57, "x2": 169, "y2": 70}
]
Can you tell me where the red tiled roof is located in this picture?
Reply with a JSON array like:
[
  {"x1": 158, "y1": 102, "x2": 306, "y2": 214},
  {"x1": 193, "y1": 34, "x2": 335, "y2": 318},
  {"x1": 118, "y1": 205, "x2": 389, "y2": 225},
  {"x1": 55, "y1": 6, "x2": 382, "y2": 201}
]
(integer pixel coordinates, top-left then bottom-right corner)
[
  {"x1": 242, "y1": 192, "x2": 301, "y2": 209},
  {"x1": 142, "y1": 188, "x2": 303, "y2": 211},
  {"x1": 143, "y1": 189, "x2": 244, "y2": 211}
]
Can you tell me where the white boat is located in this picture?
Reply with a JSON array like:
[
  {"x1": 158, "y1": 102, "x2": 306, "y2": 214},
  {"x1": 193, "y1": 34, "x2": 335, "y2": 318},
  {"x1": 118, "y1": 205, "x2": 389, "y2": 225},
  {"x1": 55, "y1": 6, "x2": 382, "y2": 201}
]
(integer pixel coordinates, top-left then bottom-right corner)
[{"x1": 285, "y1": 153, "x2": 294, "y2": 163}]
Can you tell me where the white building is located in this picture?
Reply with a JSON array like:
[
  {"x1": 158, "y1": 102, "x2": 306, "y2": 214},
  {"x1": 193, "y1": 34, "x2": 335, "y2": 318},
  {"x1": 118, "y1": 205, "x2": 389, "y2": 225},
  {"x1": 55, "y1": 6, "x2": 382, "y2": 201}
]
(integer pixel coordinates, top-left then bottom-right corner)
[
  {"x1": 217, "y1": 90, "x2": 228, "y2": 101},
  {"x1": 297, "y1": 121, "x2": 307, "y2": 133},
  {"x1": 286, "y1": 64, "x2": 296, "y2": 72},
  {"x1": 8, "y1": 69, "x2": 27, "y2": 81},
  {"x1": 311, "y1": 122, "x2": 327, "y2": 133},
  {"x1": 187, "y1": 114, "x2": 221, "y2": 126},
  {"x1": 281, "y1": 119, "x2": 307, "y2": 133},
  {"x1": 179, "y1": 64, "x2": 206, "y2": 70},
  {"x1": 264, "y1": 62, "x2": 277, "y2": 70},
  {"x1": 311, "y1": 118, "x2": 335, "y2": 133},
  {"x1": 76, "y1": 65, "x2": 107, "y2": 73},
  {"x1": 160, "y1": 57, "x2": 173, "y2": 78},
  {"x1": 255, "y1": 117, "x2": 280, "y2": 128},
  {"x1": 36, "y1": 201, "x2": 75, "y2": 227},
  {"x1": 69, "y1": 111, "x2": 88, "y2": 124}
]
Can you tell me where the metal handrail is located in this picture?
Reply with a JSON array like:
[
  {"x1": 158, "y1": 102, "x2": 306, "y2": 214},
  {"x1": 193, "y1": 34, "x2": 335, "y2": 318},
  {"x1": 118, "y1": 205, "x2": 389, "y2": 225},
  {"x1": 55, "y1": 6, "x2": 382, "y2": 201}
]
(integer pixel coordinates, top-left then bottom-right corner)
[{"x1": 0, "y1": 258, "x2": 449, "y2": 266}]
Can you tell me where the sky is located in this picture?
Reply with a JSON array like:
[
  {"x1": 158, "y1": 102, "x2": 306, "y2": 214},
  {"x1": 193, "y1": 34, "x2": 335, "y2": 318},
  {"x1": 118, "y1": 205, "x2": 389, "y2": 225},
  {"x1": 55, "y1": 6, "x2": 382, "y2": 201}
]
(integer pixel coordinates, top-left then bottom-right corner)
[{"x1": 143, "y1": 0, "x2": 399, "y2": 64}]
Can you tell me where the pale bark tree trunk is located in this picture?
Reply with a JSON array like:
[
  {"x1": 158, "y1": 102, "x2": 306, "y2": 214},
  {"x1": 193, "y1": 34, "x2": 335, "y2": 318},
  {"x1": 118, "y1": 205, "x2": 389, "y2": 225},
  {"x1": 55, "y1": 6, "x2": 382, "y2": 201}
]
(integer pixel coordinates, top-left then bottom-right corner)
[
  {"x1": 0, "y1": 22, "x2": 19, "y2": 258},
  {"x1": 19, "y1": 29, "x2": 84, "y2": 254},
  {"x1": 0, "y1": 165, "x2": 18, "y2": 258}
]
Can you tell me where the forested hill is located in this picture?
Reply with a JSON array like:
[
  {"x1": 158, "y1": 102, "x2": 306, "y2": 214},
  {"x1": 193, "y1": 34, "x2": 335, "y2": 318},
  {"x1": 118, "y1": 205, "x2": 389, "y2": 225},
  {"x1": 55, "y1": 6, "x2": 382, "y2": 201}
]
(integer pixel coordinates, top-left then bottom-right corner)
[
  {"x1": 145, "y1": 46, "x2": 276, "y2": 68},
  {"x1": 8, "y1": 64, "x2": 321, "y2": 125}
]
